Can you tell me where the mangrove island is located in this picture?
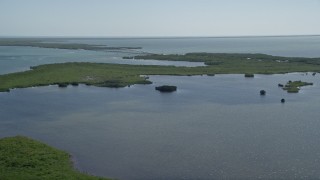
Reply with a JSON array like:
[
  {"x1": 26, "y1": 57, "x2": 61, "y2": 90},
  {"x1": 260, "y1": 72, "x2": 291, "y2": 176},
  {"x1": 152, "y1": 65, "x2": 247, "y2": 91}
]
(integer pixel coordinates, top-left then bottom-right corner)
[{"x1": 0, "y1": 52, "x2": 320, "y2": 92}]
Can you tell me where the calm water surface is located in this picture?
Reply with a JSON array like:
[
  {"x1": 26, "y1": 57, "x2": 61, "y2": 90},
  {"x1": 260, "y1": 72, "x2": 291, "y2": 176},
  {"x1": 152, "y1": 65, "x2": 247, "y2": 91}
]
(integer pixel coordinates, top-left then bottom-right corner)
[
  {"x1": 1, "y1": 73, "x2": 320, "y2": 179},
  {"x1": 1, "y1": 37, "x2": 320, "y2": 179},
  {"x1": 0, "y1": 46, "x2": 204, "y2": 74},
  {"x1": 1, "y1": 36, "x2": 320, "y2": 74}
]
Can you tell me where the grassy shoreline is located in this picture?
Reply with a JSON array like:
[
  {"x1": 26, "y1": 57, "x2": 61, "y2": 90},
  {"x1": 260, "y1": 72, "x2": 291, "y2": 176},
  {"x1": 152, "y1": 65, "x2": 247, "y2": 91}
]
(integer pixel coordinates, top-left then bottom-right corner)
[
  {"x1": 1, "y1": 53, "x2": 320, "y2": 92},
  {"x1": 0, "y1": 136, "x2": 108, "y2": 180}
]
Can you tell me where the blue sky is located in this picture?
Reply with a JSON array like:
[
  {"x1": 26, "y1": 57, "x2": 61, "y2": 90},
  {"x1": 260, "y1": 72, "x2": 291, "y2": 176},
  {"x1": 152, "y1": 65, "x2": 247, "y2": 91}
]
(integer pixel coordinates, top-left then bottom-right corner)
[{"x1": 0, "y1": 0, "x2": 319, "y2": 37}]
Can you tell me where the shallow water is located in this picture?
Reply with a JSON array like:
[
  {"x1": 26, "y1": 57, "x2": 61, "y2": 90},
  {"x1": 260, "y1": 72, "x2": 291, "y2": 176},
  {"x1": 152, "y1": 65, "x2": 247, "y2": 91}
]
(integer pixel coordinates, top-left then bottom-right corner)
[
  {"x1": 0, "y1": 46, "x2": 204, "y2": 75},
  {"x1": 1, "y1": 37, "x2": 320, "y2": 179},
  {"x1": 1, "y1": 73, "x2": 320, "y2": 179}
]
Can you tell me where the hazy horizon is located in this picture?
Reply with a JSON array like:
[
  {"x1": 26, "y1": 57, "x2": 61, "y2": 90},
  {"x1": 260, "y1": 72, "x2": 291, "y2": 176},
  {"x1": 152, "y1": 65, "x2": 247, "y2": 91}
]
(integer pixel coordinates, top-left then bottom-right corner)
[
  {"x1": 1, "y1": 0, "x2": 320, "y2": 37},
  {"x1": 1, "y1": 34, "x2": 320, "y2": 39}
]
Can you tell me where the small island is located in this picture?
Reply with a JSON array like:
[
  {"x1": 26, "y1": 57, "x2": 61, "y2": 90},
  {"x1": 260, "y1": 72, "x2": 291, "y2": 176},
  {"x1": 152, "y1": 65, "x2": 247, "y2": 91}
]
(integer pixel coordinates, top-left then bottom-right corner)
[
  {"x1": 282, "y1": 80, "x2": 313, "y2": 93},
  {"x1": 155, "y1": 85, "x2": 177, "y2": 92},
  {"x1": 260, "y1": 90, "x2": 266, "y2": 95},
  {"x1": 245, "y1": 73, "x2": 254, "y2": 78}
]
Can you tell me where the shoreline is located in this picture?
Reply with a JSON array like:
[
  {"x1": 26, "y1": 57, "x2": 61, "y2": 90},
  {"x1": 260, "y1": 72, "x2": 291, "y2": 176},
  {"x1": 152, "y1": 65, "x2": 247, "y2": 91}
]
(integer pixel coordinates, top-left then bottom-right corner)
[
  {"x1": 1, "y1": 51, "x2": 320, "y2": 92},
  {"x1": 0, "y1": 136, "x2": 108, "y2": 179},
  {"x1": 0, "y1": 62, "x2": 319, "y2": 92}
]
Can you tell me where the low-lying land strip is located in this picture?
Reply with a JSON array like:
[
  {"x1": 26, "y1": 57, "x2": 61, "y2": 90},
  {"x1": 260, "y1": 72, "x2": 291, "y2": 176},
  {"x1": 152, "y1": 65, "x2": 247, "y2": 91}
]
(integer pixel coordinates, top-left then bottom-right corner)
[
  {"x1": 0, "y1": 136, "x2": 108, "y2": 179},
  {"x1": 0, "y1": 53, "x2": 320, "y2": 92},
  {"x1": 0, "y1": 38, "x2": 141, "y2": 51},
  {"x1": 282, "y1": 80, "x2": 314, "y2": 93},
  {"x1": 130, "y1": 53, "x2": 320, "y2": 66}
]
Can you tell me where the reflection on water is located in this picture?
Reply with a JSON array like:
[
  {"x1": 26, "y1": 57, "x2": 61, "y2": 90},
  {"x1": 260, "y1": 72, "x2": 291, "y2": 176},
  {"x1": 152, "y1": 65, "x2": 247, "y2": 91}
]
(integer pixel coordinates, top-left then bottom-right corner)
[{"x1": 1, "y1": 74, "x2": 320, "y2": 179}]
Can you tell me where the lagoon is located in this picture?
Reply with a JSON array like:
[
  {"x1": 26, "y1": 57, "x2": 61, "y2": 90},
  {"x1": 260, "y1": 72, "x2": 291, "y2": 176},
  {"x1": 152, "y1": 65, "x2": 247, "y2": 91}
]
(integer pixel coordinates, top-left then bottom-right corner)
[
  {"x1": 1, "y1": 73, "x2": 320, "y2": 179},
  {"x1": 1, "y1": 36, "x2": 320, "y2": 179}
]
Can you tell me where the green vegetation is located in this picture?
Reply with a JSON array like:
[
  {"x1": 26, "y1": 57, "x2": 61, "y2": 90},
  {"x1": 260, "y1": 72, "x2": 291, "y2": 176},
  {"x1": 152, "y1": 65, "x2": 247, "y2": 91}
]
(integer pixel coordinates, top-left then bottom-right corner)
[
  {"x1": 131, "y1": 53, "x2": 320, "y2": 75},
  {"x1": 1, "y1": 55, "x2": 320, "y2": 92},
  {"x1": 0, "y1": 136, "x2": 108, "y2": 180},
  {"x1": 244, "y1": 73, "x2": 254, "y2": 78},
  {"x1": 58, "y1": 83, "x2": 69, "y2": 88},
  {"x1": 1, "y1": 52, "x2": 320, "y2": 92},
  {"x1": 133, "y1": 53, "x2": 320, "y2": 66},
  {"x1": 0, "y1": 38, "x2": 141, "y2": 51},
  {"x1": 155, "y1": 85, "x2": 177, "y2": 92},
  {"x1": 282, "y1": 80, "x2": 314, "y2": 93},
  {"x1": 0, "y1": 63, "x2": 199, "y2": 92}
]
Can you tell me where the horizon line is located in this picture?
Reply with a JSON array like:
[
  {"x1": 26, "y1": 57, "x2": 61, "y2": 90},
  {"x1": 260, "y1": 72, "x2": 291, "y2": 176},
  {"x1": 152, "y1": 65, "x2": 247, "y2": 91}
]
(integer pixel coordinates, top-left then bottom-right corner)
[{"x1": 0, "y1": 34, "x2": 320, "y2": 39}]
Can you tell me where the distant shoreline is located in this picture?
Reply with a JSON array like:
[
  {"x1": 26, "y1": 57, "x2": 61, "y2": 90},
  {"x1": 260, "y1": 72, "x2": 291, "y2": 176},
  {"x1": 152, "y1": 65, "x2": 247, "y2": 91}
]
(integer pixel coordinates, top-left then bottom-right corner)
[
  {"x1": 1, "y1": 34, "x2": 320, "y2": 39},
  {"x1": 1, "y1": 39, "x2": 320, "y2": 92}
]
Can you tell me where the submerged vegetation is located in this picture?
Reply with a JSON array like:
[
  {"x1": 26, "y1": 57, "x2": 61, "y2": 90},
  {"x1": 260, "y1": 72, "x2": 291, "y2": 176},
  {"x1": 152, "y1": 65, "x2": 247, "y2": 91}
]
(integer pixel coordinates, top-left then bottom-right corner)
[
  {"x1": 282, "y1": 80, "x2": 314, "y2": 93},
  {"x1": 0, "y1": 136, "x2": 107, "y2": 180}
]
